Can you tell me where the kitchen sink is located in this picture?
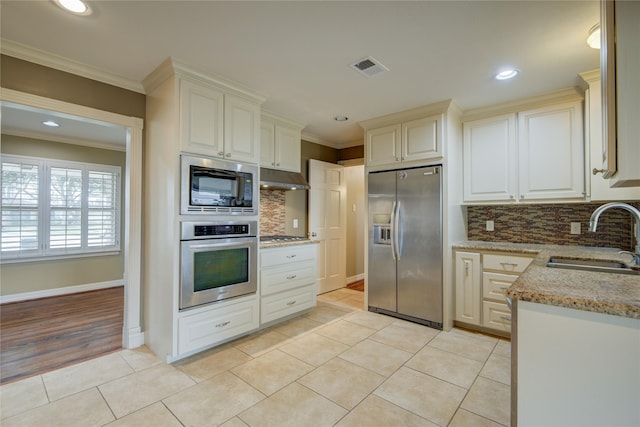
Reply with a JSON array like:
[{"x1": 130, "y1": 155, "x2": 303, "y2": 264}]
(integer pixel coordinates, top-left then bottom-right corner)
[{"x1": 546, "y1": 257, "x2": 640, "y2": 275}]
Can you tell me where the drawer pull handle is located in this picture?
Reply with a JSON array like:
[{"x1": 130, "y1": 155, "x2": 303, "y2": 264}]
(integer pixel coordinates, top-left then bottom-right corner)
[
  {"x1": 499, "y1": 286, "x2": 508, "y2": 291},
  {"x1": 500, "y1": 262, "x2": 518, "y2": 269},
  {"x1": 286, "y1": 300, "x2": 297, "y2": 306},
  {"x1": 286, "y1": 254, "x2": 297, "y2": 259},
  {"x1": 500, "y1": 316, "x2": 511, "y2": 322},
  {"x1": 286, "y1": 275, "x2": 297, "y2": 280},
  {"x1": 215, "y1": 320, "x2": 231, "y2": 328}
]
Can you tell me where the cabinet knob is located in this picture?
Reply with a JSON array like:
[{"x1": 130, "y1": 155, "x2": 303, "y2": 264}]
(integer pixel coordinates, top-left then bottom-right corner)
[
  {"x1": 276, "y1": 163, "x2": 280, "y2": 167},
  {"x1": 218, "y1": 151, "x2": 224, "y2": 156},
  {"x1": 271, "y1": 162, "x2": 275, "y2": 166},
  {"x1": 225, "y1": 153, "x2": 232, "y2": 158},
  {"x1": 520, "y1": 195, "x2": 524, "y2": 199}
]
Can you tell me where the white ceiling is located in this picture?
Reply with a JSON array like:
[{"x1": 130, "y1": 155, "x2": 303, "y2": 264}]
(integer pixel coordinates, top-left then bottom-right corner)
[{"x1": 0, "y1": 1, "x2": 600, "y2": 148}]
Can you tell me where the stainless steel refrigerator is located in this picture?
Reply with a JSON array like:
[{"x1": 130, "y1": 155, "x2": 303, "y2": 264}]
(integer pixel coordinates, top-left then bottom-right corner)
[{"x1": 368, "y1": 165, "x2": 443, "y2": 329}]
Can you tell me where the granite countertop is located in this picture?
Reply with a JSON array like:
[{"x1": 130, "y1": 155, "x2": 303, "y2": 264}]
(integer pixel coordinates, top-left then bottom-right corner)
[
  {"x1": 260, "y1": 239, "x2": 319, "y2": 249},
  {"x1": 453, "y1": 241, "x2": 640, "y2": 319}
]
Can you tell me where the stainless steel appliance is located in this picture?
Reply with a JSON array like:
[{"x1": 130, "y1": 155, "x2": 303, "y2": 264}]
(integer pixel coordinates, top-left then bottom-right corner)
[
  {"x1": 368, "y1": 165, "x2": 443, "y2": 329},
  {"x1": 181, "y1": 154, "x2": 258, "y2": 215},
  {"x1": 180, "y1": 220, "x2": 257, "y2": 310}
]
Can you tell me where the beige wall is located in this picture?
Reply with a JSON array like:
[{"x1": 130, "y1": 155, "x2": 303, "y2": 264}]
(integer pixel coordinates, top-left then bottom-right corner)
[
  {"x1": 345, "y1": 165, "x2": 365, "y2": 280},
  {"x1": 1, "y1": 135, "x2": 127, "y2": 295}
]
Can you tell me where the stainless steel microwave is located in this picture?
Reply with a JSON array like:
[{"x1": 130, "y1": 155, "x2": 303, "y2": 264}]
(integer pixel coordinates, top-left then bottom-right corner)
[{"x1": 180, "y1": 155, "x2": 258, "y2": 215}]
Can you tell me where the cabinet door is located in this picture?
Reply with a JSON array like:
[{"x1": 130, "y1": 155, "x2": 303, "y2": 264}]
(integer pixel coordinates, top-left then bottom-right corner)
[
  {"x1": 366, "y1": 124, "x2": 401, "y2": 167},
  {"x1": 260, "y1": 122, "x2": 275, "y2": 167},
  {"x1": 274, "y1": 125, "x2": 301, "y2": 172},
  {"x1": 454, "y1": 251, "x2": 481, "y2": 325},
  {"x1": 463, "y1": 114, "x2": 517, "y2": 202},
  {"x1": 518, "y1": 101, "x2": 585, "y2": 200},
  {"x1": 224, "y1": 94, "x2": 260, "y2": 164},
  {"x1": 402, "y1": 115, "x2": 441, "y2": 162},
  {"x1": 180, "y1": 79, "x2": 224, "y2": 157}
]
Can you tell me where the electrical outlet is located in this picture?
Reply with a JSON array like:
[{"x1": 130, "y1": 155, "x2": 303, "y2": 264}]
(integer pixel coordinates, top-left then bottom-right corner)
[
  {"x1": 486, "y1": 220, "x2": 495, "y2": 231},
  {"x1": 293, "y1": 218, "x2": 299, "y2": 229},
  {"x1": 570, "y1": 222, "x2": 581, "y2": 235}
]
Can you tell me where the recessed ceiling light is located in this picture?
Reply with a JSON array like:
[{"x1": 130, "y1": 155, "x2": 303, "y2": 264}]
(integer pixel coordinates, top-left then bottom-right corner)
[
  {"x1": 42, "y1": 120, "x2": 60, "y2": 127},
  {"x1": 587, "y1": 24, "x2": 600, "y2": 49},
  {"x1": 53, "y1": 0, "x2": 91, "y2": 15},
  {"x1": 334, "y1": 116, "x2": 348, "y2": 122},
  {"x1": 495, "y1": 69, "x2": 519, "y2": 80}
]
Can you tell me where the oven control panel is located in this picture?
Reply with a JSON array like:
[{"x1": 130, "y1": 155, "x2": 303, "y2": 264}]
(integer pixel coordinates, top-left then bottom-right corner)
[{"x1": 181, "y1": 221, "x2": 257, "y2": 240}]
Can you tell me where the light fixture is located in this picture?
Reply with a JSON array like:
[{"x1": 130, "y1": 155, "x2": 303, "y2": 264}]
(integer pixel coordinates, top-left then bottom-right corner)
[
  {"x1": 587, "y1": 24, "x2": 601, "y2": 49},
  {"x1": 334, "y1": 116, "x2": 348, "y2": 122},
  {"x1": 53, "y1": 0, "x2": 91, "y2": 15},
  {"x1": 495, "y1": 69, "x2": 519, "y2": 80},
  {"x1": 42, "y1": 120, "x2": 60, "y2": 127}
]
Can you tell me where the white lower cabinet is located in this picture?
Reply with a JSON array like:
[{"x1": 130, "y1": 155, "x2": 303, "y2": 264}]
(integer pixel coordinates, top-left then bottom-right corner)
[
  {"x1": 178, "y1": 297, "x2": 259, "y2": 355},
  {"x1": 260, "y1": 244, "x2": 318, "y2": 325},
  {"x1": 455, "y1": 250, "x2": 533, "y2": 335}
]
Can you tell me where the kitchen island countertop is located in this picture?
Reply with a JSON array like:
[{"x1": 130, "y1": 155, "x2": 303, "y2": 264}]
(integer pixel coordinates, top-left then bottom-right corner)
[{"x1": 453, "y1": 241, "x2": 640, "y2": 319}]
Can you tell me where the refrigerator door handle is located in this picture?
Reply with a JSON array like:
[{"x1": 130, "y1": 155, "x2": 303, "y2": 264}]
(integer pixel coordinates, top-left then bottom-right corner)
[
  {"x1": 390, "y1": 201, "x2": 397, "y2": 260},
  {"x1": 394, "y1": 201, "x2": 402, "y2": 260}
]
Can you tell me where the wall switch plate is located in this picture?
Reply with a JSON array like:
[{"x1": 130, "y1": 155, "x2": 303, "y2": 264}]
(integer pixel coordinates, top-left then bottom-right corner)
[
  {"x1": 293, "y1": 218, "x2": 299, "y2": 229},
  {"x1": 570, "y1": 222, "x2": 581, "y2": 235},
  {"x1": 486, "y1": 220, "x2": 495, "y2": 231}
]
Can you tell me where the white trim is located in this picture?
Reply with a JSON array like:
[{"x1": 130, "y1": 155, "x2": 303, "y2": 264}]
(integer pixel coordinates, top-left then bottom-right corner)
[
  {"x1": 0, "y1": 280, "x2": 123, "y2": 304},
  {"x1": 346, "y1": 273, "x2": 364, "y2": 285},
  {"x1": 1, "y1": 39, "x2": 145, "y2": 94}
]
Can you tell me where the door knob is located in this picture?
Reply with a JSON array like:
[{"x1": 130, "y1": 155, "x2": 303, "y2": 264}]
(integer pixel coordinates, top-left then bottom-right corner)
[{"x1": 309, "y1": 232, "x2": 317, "y2": 237}]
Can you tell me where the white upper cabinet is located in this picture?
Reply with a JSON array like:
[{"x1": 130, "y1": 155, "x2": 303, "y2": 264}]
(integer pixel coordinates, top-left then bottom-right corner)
[
  {"x1": 180, "y1": 79, "x2": 224, "y2": 157},
  {"x1": 365, "y1": 114, "x2": 442, "y2": 168},
  {"x1": 463, "y1": 113, "x2": 517, "y2": 202},
  {"x1": 601, "y1": 0, "x2": 640, "y2": 187},
  {"x1": 260, "y1": 113, "x2": 303, "y2": 172},
  {"x1": 580, "y1": 70, "x2": 640, "y2": 201},
  {"x1": 179, "y1": 78, "x2": 260, "y2": 164},
  {"x1": 366, "y1": 124, "x2": 401, "y2": 166},
  {"x1": 462, "y1": 97, "x2": 585, "y2": 203},
  {"x1": 224, "y1": 94, "x2": 260, "y2": 164},
  {"x1": 402, "y1": 116, "x2": 441, "y2": 162},
  {"x1": 518, "y1": 101, "x2": 584, "y2": 201}
]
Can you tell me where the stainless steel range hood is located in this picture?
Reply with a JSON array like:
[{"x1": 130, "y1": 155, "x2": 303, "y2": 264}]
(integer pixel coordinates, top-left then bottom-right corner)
[{"x1": 260, "y1": 167, "x2": 310, "y2": 190}]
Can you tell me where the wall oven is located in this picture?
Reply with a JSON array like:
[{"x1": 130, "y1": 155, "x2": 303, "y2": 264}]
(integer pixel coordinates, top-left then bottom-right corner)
[
  {"x1": 181, "y1": 154, "x2": 258, "y2": 215},
  {"x1": 180, "y1": 220, "x2": 257, "y2": 310}
]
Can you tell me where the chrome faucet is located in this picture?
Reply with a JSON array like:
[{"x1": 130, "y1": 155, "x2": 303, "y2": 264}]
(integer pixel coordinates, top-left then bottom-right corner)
[{"x1": 588, "y1": 202, "x2": 640, "y2": 266}]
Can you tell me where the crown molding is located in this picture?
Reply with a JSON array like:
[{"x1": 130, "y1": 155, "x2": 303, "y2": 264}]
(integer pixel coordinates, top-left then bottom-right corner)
[
  {"x1": 359, "y1": 99, "x2": 453, "y2": 131},
  {"x1": 461, "y1": 87, "x2": 584, "y2": 122},
  {"x1": 301, "y1": 132, "x2": 363, "y2": 150},
  {"x1": 1, "y1": 39, "x2": 145, "y2": 94}
]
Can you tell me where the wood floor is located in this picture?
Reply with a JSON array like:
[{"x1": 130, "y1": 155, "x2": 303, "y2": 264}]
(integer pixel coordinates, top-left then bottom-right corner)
[
  {"x1": 0, "y1": 287, "x2": 124, "y2": 385},
  {"x1": 346, "y1": 279, "x2": 365, "y2": 292}
]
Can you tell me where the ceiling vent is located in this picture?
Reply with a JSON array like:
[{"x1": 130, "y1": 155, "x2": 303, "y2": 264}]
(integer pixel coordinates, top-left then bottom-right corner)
[{"x1": 350, "y1": 56, "x2": 389, "y2": 78}]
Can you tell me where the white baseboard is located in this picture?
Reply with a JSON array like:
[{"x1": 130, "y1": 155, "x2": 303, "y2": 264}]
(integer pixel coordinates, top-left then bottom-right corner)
[
  {"x1": 0, "y1": 280, "x2": 124, "y2": 304},
  {"x1": 346, "y1": 274, "x2": 364, "y2": 285},
  {"x1": 123, "y1": 327, "x2": 145, "y2": 349}
]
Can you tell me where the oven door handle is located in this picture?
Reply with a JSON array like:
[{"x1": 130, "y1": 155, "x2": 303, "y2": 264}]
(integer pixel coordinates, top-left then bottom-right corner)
[{"x1": 185, "y1": 239, "x2": 256, "y2": 251}]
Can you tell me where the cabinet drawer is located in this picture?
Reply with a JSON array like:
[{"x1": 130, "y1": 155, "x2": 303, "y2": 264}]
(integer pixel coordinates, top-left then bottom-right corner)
[
  {"x1": 483, "y1": 272, "x2": 517, "y2": 302},
  {"x1": 482, "y1": 300, "x2": 511, "y2": 333},
  {"x1": 261, "y1": 261, "x2": 316, "y2": 296},
  {"x1": 178, "y1": 298, "x2": 258, "y2": 355},
  {"x1": 261, "y1": 244, "x2": 316, "y2": 267},
  {"x1": 483, "y1": 254, "x2": 533, "y2": 273},
  {"x1": 261, "y1": 284, "x2": 316, "y2": 324}
]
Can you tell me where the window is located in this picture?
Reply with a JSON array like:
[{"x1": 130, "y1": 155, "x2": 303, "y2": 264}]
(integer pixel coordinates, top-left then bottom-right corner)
[{"x1": 1, "y1": 155, "x2": 121, "y2": 261}]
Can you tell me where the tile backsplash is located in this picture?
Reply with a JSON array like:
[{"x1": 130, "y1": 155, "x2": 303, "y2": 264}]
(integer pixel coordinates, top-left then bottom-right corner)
[
  {"x1": 259, "y1": 190, "x2": 286, "y2": 235},
  {"x1": 467, "y1": 201, "x2": 640, "y2": 251}
]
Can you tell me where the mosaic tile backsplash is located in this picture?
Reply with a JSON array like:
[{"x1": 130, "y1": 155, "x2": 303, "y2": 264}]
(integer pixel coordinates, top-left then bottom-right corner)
[
  {"x1": 467, "y1": 201, "x2": 640, "y2": 251},
  {"x1": 259, "y1": 190, "x2": 286, "y2": 236}
]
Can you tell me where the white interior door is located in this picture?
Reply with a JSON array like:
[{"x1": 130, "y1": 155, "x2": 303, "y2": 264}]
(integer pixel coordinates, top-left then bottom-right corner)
[{"x1": 308, "y1": 159, "x2": 346, "y2": 294}]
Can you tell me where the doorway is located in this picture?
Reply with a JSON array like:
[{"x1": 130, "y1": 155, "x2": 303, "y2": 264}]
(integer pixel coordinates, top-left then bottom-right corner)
[{"x1": 0, "y1": 89, "x2": 144, "y2": 351}]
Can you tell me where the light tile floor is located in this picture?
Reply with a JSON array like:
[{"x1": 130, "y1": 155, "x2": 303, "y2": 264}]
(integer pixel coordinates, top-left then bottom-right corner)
[{"x1": 0, "y1": 288, "x2": 511, "y2": 426}]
